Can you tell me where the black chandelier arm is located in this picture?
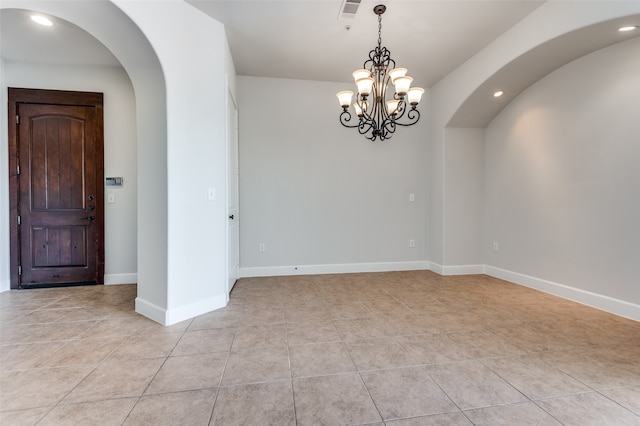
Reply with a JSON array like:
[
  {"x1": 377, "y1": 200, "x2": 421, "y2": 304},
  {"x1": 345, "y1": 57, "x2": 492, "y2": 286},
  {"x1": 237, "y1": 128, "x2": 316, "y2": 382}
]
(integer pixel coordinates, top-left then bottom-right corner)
[
  {"x1": 358, "y1": 118, "x2": 377, "y2": 138},
  {"x1": 364, "y1": 46, "x2": 395, "y2": 72},
  {"x1": 339, "y1": 110, "x2": 361, "y2": 129},
  {"x1": 380, "y1": 118, "x2": 397, "y2": 138},
  {"x1": 393, "y1": 107, "x2": 420, "y2": 127},
  {"x1": 388, "y1": 100, "x2": 407, "y2": 120},
  {"x1": 339, "y1": 110, "x2": 380, "y2": 141},
  {"x1": 362, "y1": 130, "x2": 378, "y2": 141}
]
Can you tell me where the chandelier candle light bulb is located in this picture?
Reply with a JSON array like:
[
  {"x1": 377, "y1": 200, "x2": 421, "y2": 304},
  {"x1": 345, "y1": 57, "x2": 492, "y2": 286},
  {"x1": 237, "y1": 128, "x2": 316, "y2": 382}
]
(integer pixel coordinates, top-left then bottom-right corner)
[
  {"x1": 336, "y1": 4, "x2": 425, "y2": 141},
  {"x1": 407, "y1": 87, "x2": 425, "y2": 106},
  {"x1": 353, "y1": 69, "x2": 371, "y2": 81},
  {"x1": 354, "y1": 101, "x2": 368, "y2": 117},
  {"x1": 388, "y1": 68, "x2": 407, "y2": 83},
  {"x1": 337, "y1": 91, "x2": 354, "y2": 108},
  {"x1": 356, "y1": 78, "x2": 375, "y2": 97},
  {"x1": 393, "y1": 76, "x2": 413, "y2": 96},
  {"x1": 386, "y1": 99, "x2": 400, "y2": 116}
]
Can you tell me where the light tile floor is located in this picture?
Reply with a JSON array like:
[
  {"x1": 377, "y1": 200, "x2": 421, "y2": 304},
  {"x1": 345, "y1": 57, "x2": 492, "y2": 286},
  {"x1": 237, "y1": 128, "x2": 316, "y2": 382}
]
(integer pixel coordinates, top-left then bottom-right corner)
[{"x1": 1, "y1": 271, "x2": 639, "y2": 425}]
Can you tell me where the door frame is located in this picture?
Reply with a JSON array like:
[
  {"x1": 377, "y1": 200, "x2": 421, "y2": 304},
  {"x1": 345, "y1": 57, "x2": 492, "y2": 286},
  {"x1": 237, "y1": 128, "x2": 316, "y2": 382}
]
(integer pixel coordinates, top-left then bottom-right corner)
[
  {"x1": 8, "y1": 88, "x2": 105, "y2": 289},
  {"x1": 226, "y1": 86, "x2": 239, "y2": 296}
]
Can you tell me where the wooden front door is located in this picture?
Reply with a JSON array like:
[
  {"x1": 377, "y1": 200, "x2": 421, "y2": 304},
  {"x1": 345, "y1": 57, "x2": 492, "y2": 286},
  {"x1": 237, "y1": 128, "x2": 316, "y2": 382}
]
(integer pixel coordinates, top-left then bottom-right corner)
[{"x1": 8, "y1": 88, "x2": 104, "y2": 289}]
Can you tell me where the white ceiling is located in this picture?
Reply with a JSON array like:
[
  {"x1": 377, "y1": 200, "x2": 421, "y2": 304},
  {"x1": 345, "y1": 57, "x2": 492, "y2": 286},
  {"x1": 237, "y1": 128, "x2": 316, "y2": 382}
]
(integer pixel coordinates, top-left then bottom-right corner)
[
  {"x1": 186, "y1": 0, "x2": 546, "y2": 86},
  {"x1": 2, "y1": 0, "x2": 546, "y2": 87}
]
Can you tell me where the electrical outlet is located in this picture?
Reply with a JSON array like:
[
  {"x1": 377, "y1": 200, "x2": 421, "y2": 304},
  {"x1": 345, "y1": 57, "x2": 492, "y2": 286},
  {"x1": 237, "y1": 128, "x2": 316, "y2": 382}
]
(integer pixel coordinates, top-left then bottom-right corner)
[
  {"x1": 492, "y1": 242, "x2": 499, "y2": 252},
  {"x1": 259, "y1": 243, "x2": 265, "y2": 253},
  {"x1": 409, "y1": 239, "x2": 415, "y2": 248}
]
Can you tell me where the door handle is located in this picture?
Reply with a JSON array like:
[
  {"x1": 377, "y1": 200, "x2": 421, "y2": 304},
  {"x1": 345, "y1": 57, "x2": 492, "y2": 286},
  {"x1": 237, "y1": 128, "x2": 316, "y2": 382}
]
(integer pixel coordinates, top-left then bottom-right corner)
[{"x1": 229, "y1": 214, "x2": 234, "y2": 220}]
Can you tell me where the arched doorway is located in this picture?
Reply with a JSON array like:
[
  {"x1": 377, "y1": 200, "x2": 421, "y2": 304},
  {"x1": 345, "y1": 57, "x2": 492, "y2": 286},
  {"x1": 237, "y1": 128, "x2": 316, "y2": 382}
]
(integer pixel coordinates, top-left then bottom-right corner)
[{"x1": 0, "y1": 1, "x2": 168, "y2": 319}]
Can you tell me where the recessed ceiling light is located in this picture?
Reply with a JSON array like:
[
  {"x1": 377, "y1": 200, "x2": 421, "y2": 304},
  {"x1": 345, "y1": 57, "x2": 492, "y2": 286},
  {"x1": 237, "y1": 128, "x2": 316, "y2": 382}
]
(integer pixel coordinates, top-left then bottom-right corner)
[
  {"x1": 493, "y1": 90, "x2": 504, "y2": 98},
  {"x1": 31, "y1": 15, "x2": 53, "y2": 26},
  {"x1": 618, "y1": 25, "x2": 638, "y2": 32}
]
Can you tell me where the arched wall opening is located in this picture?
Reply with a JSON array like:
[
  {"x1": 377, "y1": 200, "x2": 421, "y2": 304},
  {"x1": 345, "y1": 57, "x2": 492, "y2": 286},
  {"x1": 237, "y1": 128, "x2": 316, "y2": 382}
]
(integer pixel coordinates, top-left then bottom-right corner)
[
  {"x1": 0, "y1": 0, "x2": 169, "y2": 315},
  {"x1": 429, "y1": 3, "x2": 640, "y2": 320}
]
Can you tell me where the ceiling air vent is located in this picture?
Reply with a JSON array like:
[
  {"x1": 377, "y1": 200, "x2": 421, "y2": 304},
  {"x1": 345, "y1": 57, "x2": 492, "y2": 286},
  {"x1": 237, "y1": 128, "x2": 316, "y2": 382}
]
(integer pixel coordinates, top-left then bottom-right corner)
[{"x1": 338, "y1": 0, "x2": 361, "y2": 20}]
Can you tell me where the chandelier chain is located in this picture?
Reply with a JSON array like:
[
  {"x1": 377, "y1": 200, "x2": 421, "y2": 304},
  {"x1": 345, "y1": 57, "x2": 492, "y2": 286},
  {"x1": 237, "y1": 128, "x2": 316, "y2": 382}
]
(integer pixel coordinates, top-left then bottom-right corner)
[{"x1": 378, "y1": 14, "x2": 382, "y2": 50}]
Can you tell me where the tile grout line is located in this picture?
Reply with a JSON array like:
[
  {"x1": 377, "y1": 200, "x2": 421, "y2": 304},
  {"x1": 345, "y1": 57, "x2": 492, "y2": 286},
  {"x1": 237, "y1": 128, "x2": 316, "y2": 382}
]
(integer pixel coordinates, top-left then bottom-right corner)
[
  {"x1": 207, "y1": 319, "x2": 238, "y2": 424},
  {"x1": 285, "y1": 341, "x2": 300, "y2": 426},
  {"x1": 119, "y1": 323, "x2": 186, "y2": 424}
]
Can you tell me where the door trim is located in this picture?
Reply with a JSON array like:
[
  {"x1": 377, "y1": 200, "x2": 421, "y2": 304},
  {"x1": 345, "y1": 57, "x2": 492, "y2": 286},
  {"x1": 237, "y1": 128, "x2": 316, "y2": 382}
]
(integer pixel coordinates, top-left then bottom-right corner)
[
  {"x1": 226, "y1": 86, "x2": 239, "y2": 296},
  {"x1": 8, "y1": 88, "x2": 105, "y2": 289}
]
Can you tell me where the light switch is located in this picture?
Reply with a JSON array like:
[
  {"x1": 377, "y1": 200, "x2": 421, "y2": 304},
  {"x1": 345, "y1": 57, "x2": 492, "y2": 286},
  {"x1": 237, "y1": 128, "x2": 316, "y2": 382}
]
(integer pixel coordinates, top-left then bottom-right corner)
[
  {"x1": 208, "y1": 187, "x2": 216, "y2": 201},
  {"x1": 107, "y1": 193, "x2": 115, "y2": 204},
  {"x1": 409, "y1": 193, "x2": 415, "y2": 202}
]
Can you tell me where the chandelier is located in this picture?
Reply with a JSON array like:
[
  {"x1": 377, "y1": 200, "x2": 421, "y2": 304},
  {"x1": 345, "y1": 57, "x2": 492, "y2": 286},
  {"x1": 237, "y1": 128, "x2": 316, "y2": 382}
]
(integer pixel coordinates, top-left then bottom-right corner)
[{"x1": 337, "y1": 4, "x2": 424, "y2": 141}]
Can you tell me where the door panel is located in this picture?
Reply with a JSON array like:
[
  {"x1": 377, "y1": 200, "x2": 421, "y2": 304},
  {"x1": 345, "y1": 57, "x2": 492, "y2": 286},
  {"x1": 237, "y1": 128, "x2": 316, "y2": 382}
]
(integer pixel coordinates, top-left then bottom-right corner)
[
  {"x1": 30, "y1": 115, "x2": 85, "y2": 211},
  {"x1": 8, "y1": 88, "x2": 104, "y2": 289},
  {"x1": 31, "y1": 226, "x2": 87, "y2": 267},
  {"x1": 20, "y1": 104, "x2": 98, "y2": 286}
]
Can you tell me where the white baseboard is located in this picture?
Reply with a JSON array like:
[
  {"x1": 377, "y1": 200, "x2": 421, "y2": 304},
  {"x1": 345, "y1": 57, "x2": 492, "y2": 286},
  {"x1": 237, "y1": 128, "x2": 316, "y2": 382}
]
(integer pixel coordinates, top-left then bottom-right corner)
[
  {"x1": 484, "y1": 265, "x2": 640, "y2": 322},
  {"x1": 165, "y1": 294, "x2": 228, "y2": 326},
  {"x1": 136, "y1": 294, "x2": 228, "y2": 326},
  {"x1": 239, "y1": 261, "x2": 430, "y2": 278},
  {"x1": 104, "y1": 273, "x2": 138, "y2": 285},
  {"x1": 135, "y1": 297, "x2": 167, "y2": 325},
  {"x1": 429, "y1": 262, "x2": 484, "y2": 276},
  {"x1": 0, "y1": 278, "x2": 10, "y2": 293}
]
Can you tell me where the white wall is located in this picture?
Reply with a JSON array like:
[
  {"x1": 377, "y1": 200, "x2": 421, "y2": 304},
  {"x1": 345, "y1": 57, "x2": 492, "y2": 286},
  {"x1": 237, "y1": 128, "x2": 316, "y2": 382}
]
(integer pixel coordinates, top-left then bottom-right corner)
[
  {"x1": 442, "y1": 127, "x2": 484, "y2": 272},
  {"x1": 428, "y1": 1, "x2": 640, "y2": 270},
  {"x1": 1, "y1": 62, "x2": 137, "y2": 286},
  {"x1": 485, "y1": 37, "x2": 640, "y2": 312},
  {"x1": 238, "y1": 76, "x2": 429, "y2": 276},
  {"x1": 116, "y1": 0, "x2": 231, "y2": 324}
]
